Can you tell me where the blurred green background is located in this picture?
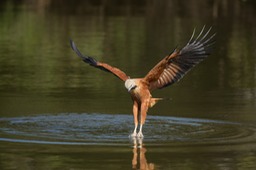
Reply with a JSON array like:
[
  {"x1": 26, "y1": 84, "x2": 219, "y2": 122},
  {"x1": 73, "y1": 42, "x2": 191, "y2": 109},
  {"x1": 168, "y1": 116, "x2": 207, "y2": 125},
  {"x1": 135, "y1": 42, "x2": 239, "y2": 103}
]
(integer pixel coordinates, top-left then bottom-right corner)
[{"x1": 0, "y1": 0, "x2": 255, "y2": 121}]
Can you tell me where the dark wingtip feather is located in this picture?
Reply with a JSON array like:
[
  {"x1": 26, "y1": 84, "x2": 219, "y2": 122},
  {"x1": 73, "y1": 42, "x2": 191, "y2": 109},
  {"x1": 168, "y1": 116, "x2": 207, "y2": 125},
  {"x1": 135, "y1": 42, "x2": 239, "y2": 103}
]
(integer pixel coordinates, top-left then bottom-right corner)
[
  {"x1": 70, "y1": 39, "x2": 85, "y2": 59},
  {"x1": 70, "y1": 39, "x2": 98, "y2": 66},
  {"x1": 70, "y1": 39, "x2": 75, "y2": 51},
  {"x1": 180, "y1": 27, "x2": 215, "y2": 57}
]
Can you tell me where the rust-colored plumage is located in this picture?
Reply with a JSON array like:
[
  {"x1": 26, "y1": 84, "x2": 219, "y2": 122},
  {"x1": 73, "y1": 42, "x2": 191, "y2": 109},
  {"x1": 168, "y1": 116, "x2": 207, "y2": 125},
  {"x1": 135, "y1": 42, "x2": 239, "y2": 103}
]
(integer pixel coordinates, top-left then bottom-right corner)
[{"x1": 70, "y1": 27, "x2": 215, "y2": 138}]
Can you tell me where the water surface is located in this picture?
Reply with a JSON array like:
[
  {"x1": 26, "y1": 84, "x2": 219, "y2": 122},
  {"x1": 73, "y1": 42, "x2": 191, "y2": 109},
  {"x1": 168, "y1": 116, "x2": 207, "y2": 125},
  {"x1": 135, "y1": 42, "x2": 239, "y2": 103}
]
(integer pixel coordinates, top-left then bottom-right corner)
[{"x1": 1, "y1": 113, "x2": 256, "y2": 169}]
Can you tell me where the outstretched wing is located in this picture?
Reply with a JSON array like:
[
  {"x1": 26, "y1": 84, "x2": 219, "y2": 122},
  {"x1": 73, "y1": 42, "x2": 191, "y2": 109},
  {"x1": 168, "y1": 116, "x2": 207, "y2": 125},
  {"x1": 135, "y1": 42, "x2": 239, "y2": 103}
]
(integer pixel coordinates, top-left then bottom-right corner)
[
  {"x1": 70, "y1": 40, "x2": 129, "y2": 82},
  {"x1": 144, "y1": 27, "x2": 215, "y2": 90}
]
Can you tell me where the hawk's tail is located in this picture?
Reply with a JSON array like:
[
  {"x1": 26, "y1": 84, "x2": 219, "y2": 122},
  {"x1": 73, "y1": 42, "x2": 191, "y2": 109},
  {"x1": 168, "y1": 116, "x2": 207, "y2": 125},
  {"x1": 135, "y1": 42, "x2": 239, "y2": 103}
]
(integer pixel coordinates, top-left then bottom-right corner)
[{"x1": 149, "y1": 98, "x2": 171, "y2": 108}]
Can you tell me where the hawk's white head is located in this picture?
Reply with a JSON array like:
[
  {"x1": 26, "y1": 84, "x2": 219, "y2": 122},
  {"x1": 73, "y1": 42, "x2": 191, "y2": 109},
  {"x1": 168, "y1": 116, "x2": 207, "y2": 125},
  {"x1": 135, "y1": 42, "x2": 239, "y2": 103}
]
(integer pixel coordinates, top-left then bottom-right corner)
[{"x1": 125, "y1": 79, "x2": 137, "y2": 92}]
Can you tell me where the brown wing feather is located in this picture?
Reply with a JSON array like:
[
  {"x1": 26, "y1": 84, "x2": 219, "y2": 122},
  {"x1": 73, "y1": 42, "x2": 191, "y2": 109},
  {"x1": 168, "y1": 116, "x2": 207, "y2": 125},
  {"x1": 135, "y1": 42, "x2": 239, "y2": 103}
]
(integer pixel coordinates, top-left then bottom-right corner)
[
  {"x1": 70, "y1": 40, "x2": 129, "y2": 81},
  {"x1": 143, "y1": 51, "x2": 179, "y2": 83},
  {"x1": 144, "y1": 27, "x2": 215, "y2": 90}
]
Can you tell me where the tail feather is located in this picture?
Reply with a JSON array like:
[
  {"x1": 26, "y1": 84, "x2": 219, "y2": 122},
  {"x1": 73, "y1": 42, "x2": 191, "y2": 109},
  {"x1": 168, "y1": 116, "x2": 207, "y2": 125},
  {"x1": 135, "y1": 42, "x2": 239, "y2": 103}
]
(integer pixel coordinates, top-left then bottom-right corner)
[{"x1": 149, "y1": 98, "x2": 171, "y2": 108}]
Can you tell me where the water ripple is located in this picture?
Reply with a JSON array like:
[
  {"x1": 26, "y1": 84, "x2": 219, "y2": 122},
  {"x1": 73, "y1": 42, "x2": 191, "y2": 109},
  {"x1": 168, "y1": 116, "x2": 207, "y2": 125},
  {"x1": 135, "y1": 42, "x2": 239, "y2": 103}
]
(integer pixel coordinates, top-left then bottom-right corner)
[{"x1": 0, "y1": 113, "x2": 256, "y2": 146}]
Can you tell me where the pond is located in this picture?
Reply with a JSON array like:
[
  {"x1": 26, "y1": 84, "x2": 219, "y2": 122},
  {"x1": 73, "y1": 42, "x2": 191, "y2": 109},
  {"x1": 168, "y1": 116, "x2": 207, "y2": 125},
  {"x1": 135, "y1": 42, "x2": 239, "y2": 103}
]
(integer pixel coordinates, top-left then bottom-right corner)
[{"x1": 0, "y1": 0, "x2": 256, "y2": 169}]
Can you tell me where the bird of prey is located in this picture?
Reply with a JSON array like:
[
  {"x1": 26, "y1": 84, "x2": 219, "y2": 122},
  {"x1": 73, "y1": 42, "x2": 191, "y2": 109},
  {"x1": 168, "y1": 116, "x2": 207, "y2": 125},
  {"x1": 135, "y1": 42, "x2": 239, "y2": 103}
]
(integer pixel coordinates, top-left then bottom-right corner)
[{"x1": 70, "y1": 27, "x2": 215, "y2": 138}]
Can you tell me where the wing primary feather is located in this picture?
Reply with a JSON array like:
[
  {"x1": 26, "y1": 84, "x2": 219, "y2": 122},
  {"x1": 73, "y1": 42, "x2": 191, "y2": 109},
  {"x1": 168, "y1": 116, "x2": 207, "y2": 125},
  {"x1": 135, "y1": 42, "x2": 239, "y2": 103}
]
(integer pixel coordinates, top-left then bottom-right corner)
[
  {"x1": 70, "y1": 39, "x2": 98, "y2": 66},
  {"x1": 187, "y1": 28, "x2": 196, "y2": 44},
  {"x1": 203, "y1": 41, "x2": 216, "y2": 49},
  {"x1": 201, "y1": 33, "x2": 216, "y2": 45},
  {"x1": 194, "y1": 25, "x2": 205, "y2": 42},
  {"x1": 198, "y1": 27, "x2": 212, "y2": 43}
]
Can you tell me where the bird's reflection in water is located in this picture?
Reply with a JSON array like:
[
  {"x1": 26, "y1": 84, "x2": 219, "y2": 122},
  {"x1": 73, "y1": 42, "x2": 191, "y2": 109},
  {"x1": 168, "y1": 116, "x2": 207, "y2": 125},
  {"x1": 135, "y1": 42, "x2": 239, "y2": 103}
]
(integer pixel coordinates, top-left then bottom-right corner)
[{"x1": 131, "y1": 138, "x2": 155, "y2": 170}]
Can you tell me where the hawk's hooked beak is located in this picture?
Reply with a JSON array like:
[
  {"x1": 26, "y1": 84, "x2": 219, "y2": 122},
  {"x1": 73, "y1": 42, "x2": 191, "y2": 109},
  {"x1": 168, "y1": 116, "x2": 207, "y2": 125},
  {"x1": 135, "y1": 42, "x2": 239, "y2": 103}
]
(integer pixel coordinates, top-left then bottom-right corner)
[{"x1": 128, "y1": 85, "x2": 137, "y2": 92}]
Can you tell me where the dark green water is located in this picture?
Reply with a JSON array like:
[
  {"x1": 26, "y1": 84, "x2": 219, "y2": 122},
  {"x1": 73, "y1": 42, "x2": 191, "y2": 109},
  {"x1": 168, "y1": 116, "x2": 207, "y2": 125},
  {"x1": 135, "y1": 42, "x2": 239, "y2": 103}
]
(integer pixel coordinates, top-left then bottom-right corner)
[{"x1": 1, "y1": 0, "x2": 256, "y2": 169}]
